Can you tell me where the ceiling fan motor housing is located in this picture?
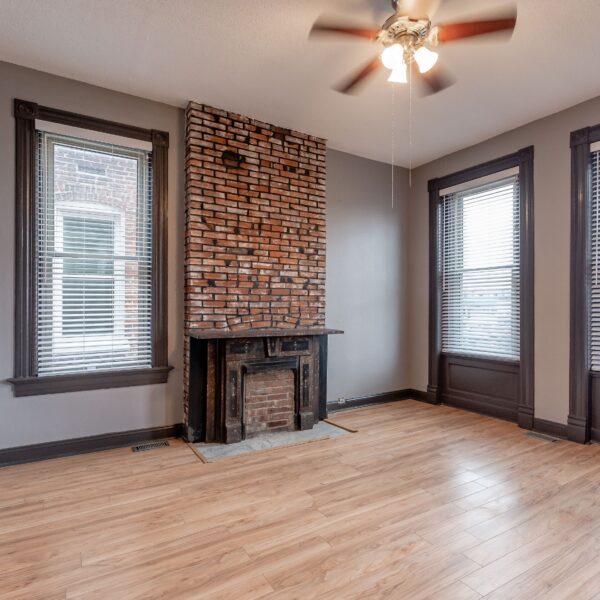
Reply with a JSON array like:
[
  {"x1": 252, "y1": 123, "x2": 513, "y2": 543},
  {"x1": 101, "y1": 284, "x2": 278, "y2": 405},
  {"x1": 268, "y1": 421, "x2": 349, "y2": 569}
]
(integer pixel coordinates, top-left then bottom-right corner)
[{"x1": 379, "y1": 15, "x2": 433, "y2": 63}]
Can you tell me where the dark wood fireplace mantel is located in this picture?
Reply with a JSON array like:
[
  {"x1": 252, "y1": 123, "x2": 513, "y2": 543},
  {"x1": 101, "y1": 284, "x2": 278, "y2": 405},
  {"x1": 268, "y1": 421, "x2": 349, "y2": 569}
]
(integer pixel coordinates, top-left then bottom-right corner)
[
  {"x1": 185, "y1": 328, "x2": 342, "y2": 444},
  {"x1": 189, "y1": 327, "x2": 343, "y2": 340}
]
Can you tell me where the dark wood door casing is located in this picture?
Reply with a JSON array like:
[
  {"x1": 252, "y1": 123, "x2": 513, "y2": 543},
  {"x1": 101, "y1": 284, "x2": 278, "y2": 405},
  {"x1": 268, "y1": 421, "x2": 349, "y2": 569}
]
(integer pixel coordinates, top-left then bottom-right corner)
[{"x1": 428, "y1": 147, "x2": 535, "y2": 428}]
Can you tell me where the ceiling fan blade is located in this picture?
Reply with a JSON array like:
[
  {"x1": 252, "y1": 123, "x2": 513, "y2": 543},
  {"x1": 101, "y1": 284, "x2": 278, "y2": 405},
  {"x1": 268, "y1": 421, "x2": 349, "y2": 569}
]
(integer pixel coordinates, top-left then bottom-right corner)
[
  {"x1": 413, "y1": 62, "x2": 454, "y2": 96},
  {"x1": 370, "y1": 0, "x2": 399, "y2": 20},
  {"x1": 395, "y1": 0, "x2": 443, "y2": 19},
  {"x1": 436, "y1": 16, "x2": 516, "y2": 43},
  {"x1": 335, "y1": 56, "x2": 382, "y2": 94},
  {"x1": 310, "y1": 21, "x2": 380, "y2": 41}
]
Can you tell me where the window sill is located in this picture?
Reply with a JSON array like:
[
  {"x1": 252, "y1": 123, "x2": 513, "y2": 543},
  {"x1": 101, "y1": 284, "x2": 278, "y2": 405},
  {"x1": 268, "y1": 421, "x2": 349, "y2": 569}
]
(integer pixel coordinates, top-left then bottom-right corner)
[{"x1": 8, "y1": 366, "x2": 173, "y2": 397}]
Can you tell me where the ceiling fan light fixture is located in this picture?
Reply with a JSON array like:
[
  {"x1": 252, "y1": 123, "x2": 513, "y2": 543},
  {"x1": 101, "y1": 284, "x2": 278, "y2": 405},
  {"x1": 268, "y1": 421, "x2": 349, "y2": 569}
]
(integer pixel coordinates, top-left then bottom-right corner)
[
  {"x1": 310, "y1": 2, "x2": 517, "y2": 95},
  {"x1": 387, "y1": 63, "x2": 408, "y2": 83},
  {"x1": 381, "y1": 44, "x2": 404, "y2": 70},
  {"x1": 414, "y1": 46, "x2": 438, "y2": 73}
]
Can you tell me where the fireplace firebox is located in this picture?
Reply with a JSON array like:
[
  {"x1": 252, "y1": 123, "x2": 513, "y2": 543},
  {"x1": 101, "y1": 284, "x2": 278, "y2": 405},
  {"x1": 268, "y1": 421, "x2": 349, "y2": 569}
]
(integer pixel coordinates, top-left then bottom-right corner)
[{"x1": 185, "y1": 328, "x2": 342, "y2": 443}]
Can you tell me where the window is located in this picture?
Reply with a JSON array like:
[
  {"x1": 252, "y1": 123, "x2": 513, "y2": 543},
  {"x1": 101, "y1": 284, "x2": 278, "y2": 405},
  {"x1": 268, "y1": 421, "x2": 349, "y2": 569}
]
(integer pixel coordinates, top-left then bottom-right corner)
[
  {"x1": 570, "y1": 127, "x2": 600, "y2": 443},
  {"x1": 37, "y1": 133, "x2": 153, "y2": 375},
  {"x1": 428, "y1": 148, "x2": 533, "y2": 426},
  {"x1": 440, "y1": 175, "x2": 520, "y2": 359},
  {"x1": 590, "y1": 147, "x2": 600, "y2": 371},
  {"x1": 11, "y1": 99, "x2": 169, "y2": 396}
]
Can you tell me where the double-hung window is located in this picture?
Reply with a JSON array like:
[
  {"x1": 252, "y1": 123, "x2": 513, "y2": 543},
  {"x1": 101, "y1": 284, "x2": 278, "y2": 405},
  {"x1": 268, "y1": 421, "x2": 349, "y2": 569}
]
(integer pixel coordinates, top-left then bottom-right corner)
[
  {"x1": 570, "y1": 128, "x2": 600, "y2": 442},
  {"x1": 11, "y1": 100, "x2": 169, "y2": 396},
  {"x1": 428, "y1": 148, "x2": 534, "y2": 423},
  {"x1": 38, "y1": 133, "x2": 153, "y2": 375},
  {"x1": 589, "y1": 145, "x2": 600, "y2": 371},
  {"x1": 440, "y1": 173, "x2": 521, "y2": 359}
]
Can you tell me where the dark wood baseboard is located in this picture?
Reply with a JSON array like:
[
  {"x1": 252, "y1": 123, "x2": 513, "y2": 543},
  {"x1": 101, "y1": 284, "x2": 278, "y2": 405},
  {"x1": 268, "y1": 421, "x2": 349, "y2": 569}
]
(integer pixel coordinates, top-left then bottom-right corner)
[
  {"x1": 406, "y1": 388, "x2": 428, "y2": 402},
  {"x1": 567, "y1": 414, "x2": 589, "y2": 444},
  {"x1": 418, "y1": 392, "x2": 568, "y2": 442},
  {"x1": 328, "y1": 387, "x2": 571, "y2": 443},
  {"x1": 517, "y1": 405, "x2": 535, "y2": 430},
  {"x1": 441, "y1": 392, "x2": 518, "y2": 423},
  {"x1": 425, "y1": 385, "x2": 440, "y2": 404},
  {"x1": 0, "y1": 424, "x2": 183, "y2": 468},
  {"x1": 533, "y1": 418, "x2": 568, "y2": 440},
  {"x1": 328, "y1": 388, "x2": 427, "y2": 412}
]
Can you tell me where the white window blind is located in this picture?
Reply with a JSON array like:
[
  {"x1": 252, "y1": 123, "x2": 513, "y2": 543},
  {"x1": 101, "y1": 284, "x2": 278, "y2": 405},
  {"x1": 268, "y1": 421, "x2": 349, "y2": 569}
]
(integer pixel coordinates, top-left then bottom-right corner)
[
  {"x1": 590, "y1": 149, "x2": 600, "y2": 370},
  {"x1": 440, "y1": 174, "x2": 521, "y2": 360},
  {"x1": 36, "y1": 131, "x2": 153, "y2": 375}
]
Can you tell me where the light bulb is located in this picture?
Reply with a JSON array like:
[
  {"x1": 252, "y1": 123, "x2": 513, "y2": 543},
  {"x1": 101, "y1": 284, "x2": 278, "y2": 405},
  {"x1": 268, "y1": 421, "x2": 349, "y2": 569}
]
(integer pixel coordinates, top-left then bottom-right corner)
[
  {"x1": 381, "y1": 44, "x2": 404, "y2": 70},
  {"x1": 414, "y1": 46, "x2": 438, "y2": 73},
  {"x1": 387, "y1": 63, "x2": 407, "y2": 83}
]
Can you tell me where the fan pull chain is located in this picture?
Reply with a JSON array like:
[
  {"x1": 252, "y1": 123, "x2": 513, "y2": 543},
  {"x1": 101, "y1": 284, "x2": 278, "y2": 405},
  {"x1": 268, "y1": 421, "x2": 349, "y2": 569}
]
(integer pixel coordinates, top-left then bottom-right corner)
[
  {"x1": 409, "y1": 61, "x2": 413, "y2": 188},
  {"x1": 391, "y1": 82, "x2": 396, "y2": 208}
]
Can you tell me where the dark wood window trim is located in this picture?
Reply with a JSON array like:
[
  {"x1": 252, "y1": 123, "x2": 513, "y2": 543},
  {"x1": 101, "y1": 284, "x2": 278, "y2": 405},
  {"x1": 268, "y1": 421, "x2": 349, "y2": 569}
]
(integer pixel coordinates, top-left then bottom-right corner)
[
  {"x1": 569, "y1": 125, "x2": 600, "y2": 443},
  {"x1": 9, "y1": 99, "x2": 171, "y2": 396},
  {"x1": 428, "y1": 147, "x2": 535, "y2": 428}
]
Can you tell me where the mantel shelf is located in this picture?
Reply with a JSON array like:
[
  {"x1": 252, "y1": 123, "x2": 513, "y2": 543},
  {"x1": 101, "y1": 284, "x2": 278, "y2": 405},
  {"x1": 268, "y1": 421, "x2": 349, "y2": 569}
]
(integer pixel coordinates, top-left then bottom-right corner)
[{"x1": 188, "y1": 327, "x2": 343, "y2": 340}]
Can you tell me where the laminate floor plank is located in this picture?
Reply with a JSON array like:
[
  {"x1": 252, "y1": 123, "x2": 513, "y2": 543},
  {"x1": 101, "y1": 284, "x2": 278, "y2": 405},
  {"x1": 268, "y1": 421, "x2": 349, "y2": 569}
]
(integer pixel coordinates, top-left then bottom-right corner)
[{"x1": 2, "y1": 401, "x2": 600, "y2": 599}]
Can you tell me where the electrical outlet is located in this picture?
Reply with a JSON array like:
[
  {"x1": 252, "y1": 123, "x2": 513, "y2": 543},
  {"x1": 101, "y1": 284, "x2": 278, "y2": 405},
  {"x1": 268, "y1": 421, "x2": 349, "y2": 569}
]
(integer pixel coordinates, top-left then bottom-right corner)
[{"x1": 338, "y1": 398, "x2": 346, "y2": 405}]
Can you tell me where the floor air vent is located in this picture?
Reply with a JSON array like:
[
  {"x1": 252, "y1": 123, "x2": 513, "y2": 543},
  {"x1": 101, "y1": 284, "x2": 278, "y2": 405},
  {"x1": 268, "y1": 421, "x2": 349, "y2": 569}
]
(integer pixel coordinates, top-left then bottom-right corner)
[
  {"x1": 526, "y1": 432, "x2": 560, "y2": 443},
  {"x1": 131, "y1": 440, "x2": 170, "y2": 453}
]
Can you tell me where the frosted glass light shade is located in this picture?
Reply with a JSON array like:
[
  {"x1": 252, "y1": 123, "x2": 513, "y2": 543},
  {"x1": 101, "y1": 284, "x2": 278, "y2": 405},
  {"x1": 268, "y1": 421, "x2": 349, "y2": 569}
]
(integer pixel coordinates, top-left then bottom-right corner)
[
  {"x1": 387, "y1": 63, "x2": 408, "y2": 83},
  {"x1": 381, "y1": 44, "x2": 404, "y2": 70},
  {"x1": 414, "y1": 46, "x2": 438, "y2": 73}
]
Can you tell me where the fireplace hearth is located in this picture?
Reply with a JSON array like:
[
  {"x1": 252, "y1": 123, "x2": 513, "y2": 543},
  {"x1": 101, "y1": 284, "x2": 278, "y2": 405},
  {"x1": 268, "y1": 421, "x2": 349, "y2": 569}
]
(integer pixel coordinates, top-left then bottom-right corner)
[{"x1": 185, "y1": 328, "x2": 341, "y2": 443}]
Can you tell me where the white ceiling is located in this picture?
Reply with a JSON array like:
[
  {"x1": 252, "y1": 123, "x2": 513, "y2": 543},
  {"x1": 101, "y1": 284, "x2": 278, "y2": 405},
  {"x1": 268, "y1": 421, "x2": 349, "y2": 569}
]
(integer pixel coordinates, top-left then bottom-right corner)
[{"x1": 1, "y1": 0, "x2": 600, "y2": 166}]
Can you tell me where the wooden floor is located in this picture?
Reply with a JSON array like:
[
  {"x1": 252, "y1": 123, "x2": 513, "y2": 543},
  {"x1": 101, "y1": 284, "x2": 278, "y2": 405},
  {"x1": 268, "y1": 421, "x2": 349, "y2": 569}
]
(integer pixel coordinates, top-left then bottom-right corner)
[{"x1": 2, "y1": 401, "x2": 600, "y2": 599}]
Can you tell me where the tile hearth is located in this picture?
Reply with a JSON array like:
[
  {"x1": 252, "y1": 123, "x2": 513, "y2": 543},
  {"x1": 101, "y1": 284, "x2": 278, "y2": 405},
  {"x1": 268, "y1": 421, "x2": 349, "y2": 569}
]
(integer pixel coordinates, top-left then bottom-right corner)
[{"x1": 191, "y1": 421, "x2": 350, "y2": 461}]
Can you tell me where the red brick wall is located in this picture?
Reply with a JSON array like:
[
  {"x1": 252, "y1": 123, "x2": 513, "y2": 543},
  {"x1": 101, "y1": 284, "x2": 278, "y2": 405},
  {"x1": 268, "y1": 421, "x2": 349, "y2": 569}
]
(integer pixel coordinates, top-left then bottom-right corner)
[
  {"x1": 185, "y1": 102, "x2": 326, "y2": 332},
  {"x1": 243, "y1": 370, "x2": 295, "y2": 437},
  {"x1": 184, "y1": 102, "x2": 327, "y2": 427}
]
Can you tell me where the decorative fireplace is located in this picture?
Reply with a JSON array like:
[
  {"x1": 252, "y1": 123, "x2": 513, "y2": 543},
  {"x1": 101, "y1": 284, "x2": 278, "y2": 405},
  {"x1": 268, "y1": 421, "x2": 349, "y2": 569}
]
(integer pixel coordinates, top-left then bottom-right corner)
[
  {"x1": 186, "y1": 328, "x2": 341, "y2": 443},
  {"x1": 183, "y1": 102, "x2": 339, "y2": 444}
]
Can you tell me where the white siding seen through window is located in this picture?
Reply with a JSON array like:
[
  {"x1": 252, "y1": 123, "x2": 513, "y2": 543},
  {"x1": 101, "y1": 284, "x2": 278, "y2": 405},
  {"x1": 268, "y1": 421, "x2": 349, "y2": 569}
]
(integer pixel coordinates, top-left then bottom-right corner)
[{"x1": 36, "y1": 131, "x2": 153, "y2": 375}]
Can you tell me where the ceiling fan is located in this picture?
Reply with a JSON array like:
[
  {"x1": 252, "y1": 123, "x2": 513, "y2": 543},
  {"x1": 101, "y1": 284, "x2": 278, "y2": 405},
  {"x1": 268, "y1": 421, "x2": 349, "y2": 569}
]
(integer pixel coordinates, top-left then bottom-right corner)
[{"x1": 310, "y1": 0, "x2": 517, "y2": 95}]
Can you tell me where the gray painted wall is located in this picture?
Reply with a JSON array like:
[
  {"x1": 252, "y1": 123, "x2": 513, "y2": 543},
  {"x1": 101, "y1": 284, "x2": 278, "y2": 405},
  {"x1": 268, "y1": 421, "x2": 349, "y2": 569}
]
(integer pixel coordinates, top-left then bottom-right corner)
[
  {"x1": 326, "y1": 149, "x2": 409, "y2": 403},
  {"x1": 408, "y1": 95, "x2": 600, "y2": 425},
  {"x1": 0, "y1": 61, "x2": 185, "y2": 449},
  {"x1": 0, "y1": 62, "x2": 412, "y2": 448},
  {"x1": 10, "y1": 54, "x2": 592, "y2": 443}
]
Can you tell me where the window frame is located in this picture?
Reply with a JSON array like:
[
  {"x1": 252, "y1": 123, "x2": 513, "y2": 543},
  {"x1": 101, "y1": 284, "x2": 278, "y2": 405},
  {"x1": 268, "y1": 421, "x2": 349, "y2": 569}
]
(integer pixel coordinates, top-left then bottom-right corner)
[
  {"x1": 428, "y1": 147, "x2": 534, "y2": 428},
  {"x1": 569, "y1": 124, "x2": 600, "y2": 443},
  {"x1": 10, "y1": 99, "x2": 170, "y2": 396},
  {"x1": 439, "y1": 175, "x2": 522, "y2": 360}
]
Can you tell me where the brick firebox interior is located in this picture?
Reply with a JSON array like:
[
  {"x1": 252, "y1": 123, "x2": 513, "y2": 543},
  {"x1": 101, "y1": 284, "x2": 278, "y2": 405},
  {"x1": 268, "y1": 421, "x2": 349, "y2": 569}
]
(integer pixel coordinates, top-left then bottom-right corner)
[{"x1": 184, "y1": 102, "x2": 327, "y2": 432}]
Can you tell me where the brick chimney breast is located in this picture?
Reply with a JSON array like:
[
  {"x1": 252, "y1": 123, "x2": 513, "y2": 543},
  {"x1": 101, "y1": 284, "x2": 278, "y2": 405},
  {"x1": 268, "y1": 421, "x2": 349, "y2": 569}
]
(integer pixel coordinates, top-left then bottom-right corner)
[{"x1": 184, "y1": 102, "x2": 327, "y2": 429}]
